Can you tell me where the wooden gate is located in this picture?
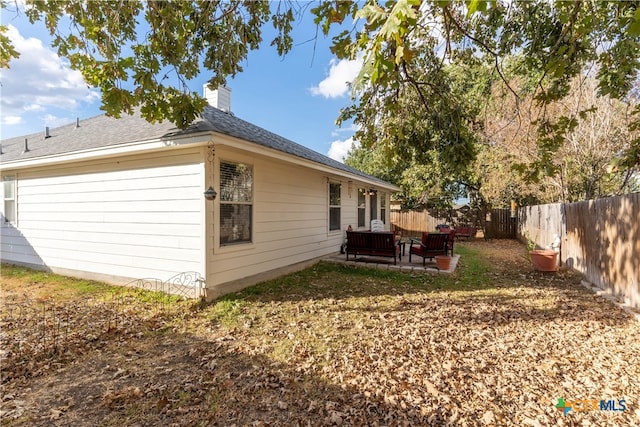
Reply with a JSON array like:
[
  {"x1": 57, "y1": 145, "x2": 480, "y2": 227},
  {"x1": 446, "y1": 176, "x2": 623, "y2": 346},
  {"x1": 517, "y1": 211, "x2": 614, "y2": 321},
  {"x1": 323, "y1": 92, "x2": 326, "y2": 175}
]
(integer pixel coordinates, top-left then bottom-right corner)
[{"x1": 485, "y1": 208, "x2": 517, "y2": 239}]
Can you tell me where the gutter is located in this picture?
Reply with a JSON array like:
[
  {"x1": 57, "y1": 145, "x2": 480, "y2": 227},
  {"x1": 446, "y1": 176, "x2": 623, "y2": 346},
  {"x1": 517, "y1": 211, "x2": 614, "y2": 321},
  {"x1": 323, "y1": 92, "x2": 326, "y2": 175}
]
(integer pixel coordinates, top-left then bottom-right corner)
[{"x1": 0, "y1": 132, "x2": 213, "y2": 171}]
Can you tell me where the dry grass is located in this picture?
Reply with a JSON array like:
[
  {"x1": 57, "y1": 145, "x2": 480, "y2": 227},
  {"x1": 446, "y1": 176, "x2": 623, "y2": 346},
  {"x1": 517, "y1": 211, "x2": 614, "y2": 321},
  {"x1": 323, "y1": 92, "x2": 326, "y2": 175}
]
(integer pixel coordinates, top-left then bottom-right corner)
[{"x1": 1, "y1": 239, "x2": 639, "y2": 426}]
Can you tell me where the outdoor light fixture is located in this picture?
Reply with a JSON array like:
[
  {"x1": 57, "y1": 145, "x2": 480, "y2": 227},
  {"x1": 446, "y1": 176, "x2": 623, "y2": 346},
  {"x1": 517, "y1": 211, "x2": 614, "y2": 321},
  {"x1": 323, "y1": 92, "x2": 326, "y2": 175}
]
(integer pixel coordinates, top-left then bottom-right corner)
[{"x1": 204, "y1": 186, "x2": 217, "y2": 200}]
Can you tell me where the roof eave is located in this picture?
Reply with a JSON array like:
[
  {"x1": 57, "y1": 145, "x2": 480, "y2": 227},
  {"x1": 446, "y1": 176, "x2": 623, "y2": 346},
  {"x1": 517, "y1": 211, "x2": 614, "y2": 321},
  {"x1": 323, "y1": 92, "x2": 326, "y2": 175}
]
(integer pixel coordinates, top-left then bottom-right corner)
[
  {"x1": 212, "y1": 132, "x2": 400, "y2": 192},
  {"x1": 0, "y1": 131, "x2": 212, "y2": 171}
]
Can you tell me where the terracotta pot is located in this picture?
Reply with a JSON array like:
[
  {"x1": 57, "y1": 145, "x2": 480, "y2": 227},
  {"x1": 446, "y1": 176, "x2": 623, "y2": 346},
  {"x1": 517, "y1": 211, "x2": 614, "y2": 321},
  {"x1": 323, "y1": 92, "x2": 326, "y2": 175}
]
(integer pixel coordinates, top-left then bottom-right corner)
[
  {"x1": 435, "y1": 255, "x2": 451, "y2": 270},
  {"x1": 529, "y1": 250, "x2": 558, "y2": 272}
]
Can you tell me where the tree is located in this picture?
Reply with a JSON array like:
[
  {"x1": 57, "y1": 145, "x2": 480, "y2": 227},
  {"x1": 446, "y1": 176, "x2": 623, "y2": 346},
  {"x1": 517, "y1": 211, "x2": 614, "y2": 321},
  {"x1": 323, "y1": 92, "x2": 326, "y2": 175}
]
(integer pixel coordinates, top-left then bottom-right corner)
[
  {"x1": 341, "y1": 36, "x2": 496, "y2": 205},
  {"x1": 3, "y1": 0, "x2": 640, "y2": 172},
  {"x1": 1, "y1": 0, "x2": 297, "y2": 127},
  {"x1": 482, "y1": 74, "x2": 640, "y2": 204},
  {"x1": 334, "y1": 0, "x2": 640, "y2": 207},
  {"x1": 314, "y1": 0, "x2": 640, "y2": 171},
  {"x1": 346, "y1": 143, "x2": 464, "y2": 210}
]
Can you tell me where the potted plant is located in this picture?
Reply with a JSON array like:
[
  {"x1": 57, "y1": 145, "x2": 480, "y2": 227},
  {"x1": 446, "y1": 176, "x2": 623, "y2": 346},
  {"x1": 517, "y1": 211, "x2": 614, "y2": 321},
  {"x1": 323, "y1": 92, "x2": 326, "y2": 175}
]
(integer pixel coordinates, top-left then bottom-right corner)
[
  {"x1": 435, "y1": 255, "x2": 452, "y2": 270},
  {"x1": 529, "y1": 250, "x2": 558, "y2": 271},
  {"x1": 525, "y1": 234, "x2": 558, "y2": 272}
]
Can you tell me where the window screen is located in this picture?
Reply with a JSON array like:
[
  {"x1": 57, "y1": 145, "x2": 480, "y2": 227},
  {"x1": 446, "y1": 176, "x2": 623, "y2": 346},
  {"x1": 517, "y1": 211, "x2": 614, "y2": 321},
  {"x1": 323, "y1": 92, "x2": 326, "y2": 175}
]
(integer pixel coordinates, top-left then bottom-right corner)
[
  {"x1": 3, "y1": 176, "x2": 16, "y2": 224},
  {"x1": 220, "y1": 161, "x2": 252, "y2": 245},
  {"x1": 329, "y1": 182, "x2": 341, "y2": 231}
]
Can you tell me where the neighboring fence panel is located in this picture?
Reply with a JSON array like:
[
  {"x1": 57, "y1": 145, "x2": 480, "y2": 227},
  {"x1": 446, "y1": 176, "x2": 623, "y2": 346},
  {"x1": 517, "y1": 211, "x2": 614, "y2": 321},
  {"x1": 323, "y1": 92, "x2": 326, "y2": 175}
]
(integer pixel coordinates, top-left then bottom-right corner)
[
  {"x1": 391, "y1": 208, "x2": 490, "y2": 238},
  {"x1": 390, "y1": 210, "x2": 446, "y2": 238},
  {"x1": 485, "y1": 209, "x2": 517, "y2": 239},
  {"x1": 519, "y1": 193, "x2": 640, "y2": 310}
]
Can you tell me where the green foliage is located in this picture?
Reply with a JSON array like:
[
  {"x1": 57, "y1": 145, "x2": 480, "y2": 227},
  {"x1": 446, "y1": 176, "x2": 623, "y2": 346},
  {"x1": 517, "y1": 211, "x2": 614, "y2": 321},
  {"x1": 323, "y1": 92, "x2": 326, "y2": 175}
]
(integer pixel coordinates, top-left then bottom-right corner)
[
  {"x1": 315, "y1": 0, "x2": 640, "y2": 179},
  {"x1": 208, "y1": 297, "x2": 243, "y2": 326},
  {"x1": 343, "y1": 59, "x2": 493, "y2": 208},
  {"x1": 0, "y1": 24, "x2": 19, "y2": 68},
  {"x1": 0, "y1": 263, "x2": 117, "y2": 300},
  {"x1": 339, "y1": 51, "x2": 484, "y2": 179},
  {"x1": 2, "y1": 0, "x2": 296, "y2": 129},
  {"x1": 450, "y1": 243, "x2": 492, "y2": 287}
]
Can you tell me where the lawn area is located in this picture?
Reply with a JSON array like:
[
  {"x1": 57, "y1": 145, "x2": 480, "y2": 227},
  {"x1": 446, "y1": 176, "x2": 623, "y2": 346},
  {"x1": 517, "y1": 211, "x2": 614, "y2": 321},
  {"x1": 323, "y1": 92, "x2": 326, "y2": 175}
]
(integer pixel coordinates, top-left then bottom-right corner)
[{"x1": 1, "y1": 240, "x2": 639, "y2": 426}]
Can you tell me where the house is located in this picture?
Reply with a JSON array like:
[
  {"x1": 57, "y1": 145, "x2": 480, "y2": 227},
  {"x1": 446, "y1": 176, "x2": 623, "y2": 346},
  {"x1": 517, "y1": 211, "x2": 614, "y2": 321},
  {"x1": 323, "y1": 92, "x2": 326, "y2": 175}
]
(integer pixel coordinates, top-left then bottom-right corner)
[{"x1": 1, "y1": 88, "x2": 400, "y2": 299}]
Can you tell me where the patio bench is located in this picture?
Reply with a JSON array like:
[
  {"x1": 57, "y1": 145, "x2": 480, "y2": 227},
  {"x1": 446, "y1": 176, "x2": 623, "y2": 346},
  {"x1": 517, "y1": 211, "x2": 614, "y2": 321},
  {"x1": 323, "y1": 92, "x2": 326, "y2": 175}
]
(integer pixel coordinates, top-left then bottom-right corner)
[
  {"x1": 455, "y1": 226, "x2": 477, "y2": 240},
  {"x1": 346, "y1": 231, "x2": 401, "y2": 264}
]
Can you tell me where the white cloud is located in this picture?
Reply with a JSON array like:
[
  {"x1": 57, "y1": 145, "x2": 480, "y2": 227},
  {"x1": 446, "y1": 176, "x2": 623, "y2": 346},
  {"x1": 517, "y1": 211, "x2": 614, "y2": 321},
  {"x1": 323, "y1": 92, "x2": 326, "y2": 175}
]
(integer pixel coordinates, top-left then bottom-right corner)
[
  {"x1": 2, "y1": 115, "x2": 24, "y2": 125},
  {"x1": 328, "y1": 137, "x2": 359, "y2": 163},
  {"x1": 330, "y1": 123, "x2": 359, "y2": 138},
  {"x1": 41, "y1": 114, "x2": 72, "y2": 128},
  {"x1": 24, "y1": 104, "x2": 45, "y2": 112},
  {"x1": 310, "y1": 57, "x2": 362, "y2": 99},
  {"x1": 0, "y1": 25, "x2": 100, "y2": 128}
]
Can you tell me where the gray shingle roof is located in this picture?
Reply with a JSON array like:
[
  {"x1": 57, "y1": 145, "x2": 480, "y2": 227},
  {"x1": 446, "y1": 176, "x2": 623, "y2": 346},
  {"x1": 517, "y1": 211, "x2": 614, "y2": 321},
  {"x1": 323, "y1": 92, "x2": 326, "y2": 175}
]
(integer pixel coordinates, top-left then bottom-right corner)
[{"x1": 1, "y1": 106, "x2": 394, "y2": 188}]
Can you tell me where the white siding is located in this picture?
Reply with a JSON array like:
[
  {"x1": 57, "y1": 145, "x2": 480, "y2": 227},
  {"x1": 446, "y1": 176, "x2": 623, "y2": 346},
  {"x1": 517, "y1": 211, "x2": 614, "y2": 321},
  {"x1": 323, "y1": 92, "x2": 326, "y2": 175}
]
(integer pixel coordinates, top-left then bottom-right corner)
[
  {"x1": 1, "y1": 139, "x2": 395, "y2": 296},
  {"x1": 1, "y1": 150, "x2": 204, "y2": 282},
  {"x1": 206, "y1": 148, "x2": 375, "y2": 287}
]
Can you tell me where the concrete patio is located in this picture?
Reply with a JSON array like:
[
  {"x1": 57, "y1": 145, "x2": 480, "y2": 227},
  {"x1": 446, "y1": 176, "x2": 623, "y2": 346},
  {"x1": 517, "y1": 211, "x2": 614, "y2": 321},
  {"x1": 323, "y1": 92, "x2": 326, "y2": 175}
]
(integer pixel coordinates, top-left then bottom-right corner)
[{"x1": 324, "y1": 251, "x2": 460, "y2": 274}]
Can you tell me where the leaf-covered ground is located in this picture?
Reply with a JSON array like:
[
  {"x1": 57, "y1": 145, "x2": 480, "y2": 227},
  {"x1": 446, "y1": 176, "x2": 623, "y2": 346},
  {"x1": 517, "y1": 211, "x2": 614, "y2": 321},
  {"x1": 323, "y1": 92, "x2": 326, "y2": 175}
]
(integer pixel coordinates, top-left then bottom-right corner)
[{"x1": 1, "y1": 239, "x2": 639, "y2": 426}]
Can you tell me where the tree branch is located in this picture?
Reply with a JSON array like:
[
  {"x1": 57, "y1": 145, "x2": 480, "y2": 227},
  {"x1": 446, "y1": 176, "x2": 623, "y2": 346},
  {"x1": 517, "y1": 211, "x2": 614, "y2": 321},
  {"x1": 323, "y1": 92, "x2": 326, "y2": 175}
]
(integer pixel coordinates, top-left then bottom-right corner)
[{"x1": 441, "y1": 4, "x2": 520, "y2": 104}]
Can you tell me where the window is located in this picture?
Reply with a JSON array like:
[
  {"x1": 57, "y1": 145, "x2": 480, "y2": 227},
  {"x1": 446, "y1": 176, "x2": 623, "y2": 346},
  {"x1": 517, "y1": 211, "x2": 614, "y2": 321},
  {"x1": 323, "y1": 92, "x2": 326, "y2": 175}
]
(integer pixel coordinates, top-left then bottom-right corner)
[
  {"x1": 380, "y1": 192, "x2": 386, "y2": 224},
  {"x1": 357, "y1": 188, "x2": 366, "y2": 228},
  {"x1": 3, "y1": 175, "x2": 16, "y2": 224},
  {"x1": 219, "y1": 161, "x2": 252, "y2": 245},
  {"x1": 329, "y1": 182, "x2": 341, "y2": 231}
]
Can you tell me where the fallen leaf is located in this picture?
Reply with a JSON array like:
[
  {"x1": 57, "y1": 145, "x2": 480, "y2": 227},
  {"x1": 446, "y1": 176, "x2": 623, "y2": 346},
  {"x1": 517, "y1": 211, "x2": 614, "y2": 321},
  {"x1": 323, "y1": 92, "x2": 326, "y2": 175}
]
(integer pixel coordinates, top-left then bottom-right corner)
[
  {"x1": 157, "y1": 396, "x2": 169, "y2": 409},
  {"x1": 481, "y1": 410, "x2": 495, "y2": 425},
  {"x1": 49, "y1": 408, "x2": 63, "y2": 420}
]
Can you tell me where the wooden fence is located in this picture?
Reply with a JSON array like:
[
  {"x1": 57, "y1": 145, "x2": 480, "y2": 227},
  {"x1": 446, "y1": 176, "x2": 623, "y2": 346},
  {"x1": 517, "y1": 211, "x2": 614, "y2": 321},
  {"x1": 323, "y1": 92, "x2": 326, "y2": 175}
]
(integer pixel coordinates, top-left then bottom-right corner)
[
  {"x1": 391, "y1": 208, "x2": 513, "y2": 238},
  {"x1": 390, "y1": 210, "x2": 447, "y2": 238},
  {"x1": 519, "y1": 193, "x2": 640, "y2": 310},
  {"x1": 393, "y1": 196, "x2": 639, "y2": 309}
]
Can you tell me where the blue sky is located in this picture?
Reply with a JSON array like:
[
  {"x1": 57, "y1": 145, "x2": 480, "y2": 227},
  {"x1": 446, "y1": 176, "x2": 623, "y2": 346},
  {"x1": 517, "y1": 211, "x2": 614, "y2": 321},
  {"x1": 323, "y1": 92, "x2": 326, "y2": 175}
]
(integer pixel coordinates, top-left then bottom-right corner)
[{"x1": 0, "y1": 4, "x2": 362, "y2": 162}]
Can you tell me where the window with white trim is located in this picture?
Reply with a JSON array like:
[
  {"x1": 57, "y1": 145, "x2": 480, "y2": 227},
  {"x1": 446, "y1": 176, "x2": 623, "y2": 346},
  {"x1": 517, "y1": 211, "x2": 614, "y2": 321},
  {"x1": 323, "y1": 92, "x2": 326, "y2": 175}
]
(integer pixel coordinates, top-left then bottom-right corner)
[
  {"x1": 380, "y1": 192, "x2": 387, "y2": 224},
  {"x1": 357, "y1": 188, "x2": 366, "y2": 228},
  {"x1": 329, "y1": 182, "x2": 341, "y2": 231},
  {"x1": 3, "y1": 175, "x2": 16, "y2": 224},
  {"x1": 220, "y1": 161, "x2": 253, "y2": 245}
]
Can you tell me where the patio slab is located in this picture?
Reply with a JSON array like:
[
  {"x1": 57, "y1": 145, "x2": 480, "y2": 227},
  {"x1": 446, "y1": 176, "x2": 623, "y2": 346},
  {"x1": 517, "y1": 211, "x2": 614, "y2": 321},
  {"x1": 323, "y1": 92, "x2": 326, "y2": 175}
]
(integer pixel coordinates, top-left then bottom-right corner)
[{"x1": 325, "y1": 252, "x2": 460, "y2": 274}]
